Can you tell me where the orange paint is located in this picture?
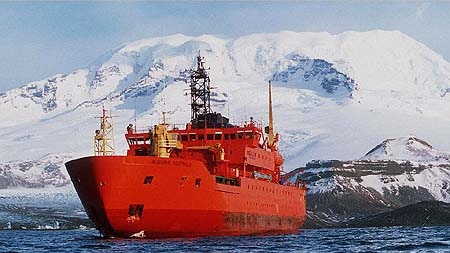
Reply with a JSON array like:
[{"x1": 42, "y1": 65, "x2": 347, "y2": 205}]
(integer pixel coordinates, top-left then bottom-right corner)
[{"x1": 66, "y1": 54, "x2": 306, "y2": 238}]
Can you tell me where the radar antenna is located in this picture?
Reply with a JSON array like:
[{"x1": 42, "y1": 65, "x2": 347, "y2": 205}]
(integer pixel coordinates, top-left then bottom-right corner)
[
  {"x1": 189, "y1": 51, "x2": 212, "y2": 124},
  {"x1": 187, "y1": 51, "x2": 230, "y2": 129}
]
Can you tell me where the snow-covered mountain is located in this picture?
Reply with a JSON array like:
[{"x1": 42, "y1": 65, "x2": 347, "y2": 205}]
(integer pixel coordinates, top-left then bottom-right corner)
[
  {"x1": 0, "y1": 154, "x2": 71, "y2": 188},
  {"x1": 363, "y1": 136, "x2": 450, "y2": 163},
  {"x1": 1, "y1": 30, "x2": 450, "y2": 189},
  {"x1": 285, "y1": 136, "x2": 450, "y2": 226}
]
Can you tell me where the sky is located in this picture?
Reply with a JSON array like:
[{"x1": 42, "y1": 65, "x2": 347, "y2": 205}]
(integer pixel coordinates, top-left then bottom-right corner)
[{"x1": 1, "y1": 2, "x2": 450, "y2": 93}]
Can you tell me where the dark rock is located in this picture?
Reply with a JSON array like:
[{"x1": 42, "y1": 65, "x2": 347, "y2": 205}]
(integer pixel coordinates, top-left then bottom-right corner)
[
  {"x1": 271, "y1": 54, "x2": 357, "y2": 95},
  {"x1": 341, "y1": 201, "x2": 450, "y2": 228}
]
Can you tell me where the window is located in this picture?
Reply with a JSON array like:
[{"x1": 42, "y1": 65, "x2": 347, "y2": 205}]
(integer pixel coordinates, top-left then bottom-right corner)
[
  {"x1": 207, "y1": 134, "x2": 213, "y2": 140},
  {"x1": 189, "y1": 134, "x2": 196, "y2": 141},
  {"x1": 224, "y1": 134, "x2": 229, "y2": 140},
  {"x1": 215, "y1": 133, "x2": 222, "y2": 140},
  {"x1": 245, "y1": 132, "x2": 253, "y2": 139},
  {"x1": 143, "y1": 176, "x2": 154, "y2": 184},
  {"x1": 198, "y1": 134, "x2": 204, "y2": 140},
  {"x1": 215, "y1": 176, "x2": 240, "y2": 186},
  {"x1": 195, "y1": 178, "x2": 201, "y2": 187},
  {"x1": 181, "y1": 134, "x2": 188, "y2": 141},
  {"x1": 238, "y1": 132, "x2": 244, "y2": 139},
  {"x1": 180, "y1": 176, "x2": 187, "y2": 186},
  {"x1": 230, "y1": 133, "x2": 236, "y2": 140}
]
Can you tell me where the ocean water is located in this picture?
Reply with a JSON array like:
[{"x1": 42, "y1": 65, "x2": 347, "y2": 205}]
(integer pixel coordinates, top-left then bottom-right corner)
[{"x1": 1, "y1": 226, "x2": 449, "y2": 252}]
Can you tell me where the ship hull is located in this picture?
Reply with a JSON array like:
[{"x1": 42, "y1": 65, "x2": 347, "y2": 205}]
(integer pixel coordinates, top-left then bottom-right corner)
[{"x1": 66, "y1": 156, "x2": 306, "y2": 238}]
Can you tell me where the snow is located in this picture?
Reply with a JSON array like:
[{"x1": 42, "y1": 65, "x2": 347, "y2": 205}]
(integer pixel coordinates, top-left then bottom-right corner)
[
  {"x1": 307, "y1": 176, "x2": 338, "y2": 194},
  {"x1": 0, "y1": 153, "x2": 72, "y2": 187},
  {"x1": 360, "y1": 166, "x2": 450, "y2": 201},
  {"x1": 362, "y1": 136, "x2": 450, "y2": 163},
  {"x1": 2, "y1": 30, "x2": 450, "y2": 192}
]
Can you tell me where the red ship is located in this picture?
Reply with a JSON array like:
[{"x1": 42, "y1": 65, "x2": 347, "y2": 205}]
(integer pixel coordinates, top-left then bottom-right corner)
[{"x1": 66, "y1": 53, "x2": 307, "y2": 238}]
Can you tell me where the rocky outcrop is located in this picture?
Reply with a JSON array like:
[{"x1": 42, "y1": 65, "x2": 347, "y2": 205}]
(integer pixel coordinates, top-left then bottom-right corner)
[
  {"x1": 286, "y1": 136, "x2": 450, "y2": 227},
  {"x1": 272, "y1": 54, "x2": 357, "y2": 95},
  {"x1": 341, "y1": 201, "x2": 450, "y2": 228}
]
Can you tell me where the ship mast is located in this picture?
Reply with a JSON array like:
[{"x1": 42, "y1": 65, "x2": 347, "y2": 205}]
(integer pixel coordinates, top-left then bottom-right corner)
[
  {"x1": 94, "y1": 107, "x2": 115, "y2": 156},
  {"x1": 268, "y1": 81, "x2": 275, "y2": 148},
  {"x1": 189, "y1": 51, "x2": 212, "y2": 126}
]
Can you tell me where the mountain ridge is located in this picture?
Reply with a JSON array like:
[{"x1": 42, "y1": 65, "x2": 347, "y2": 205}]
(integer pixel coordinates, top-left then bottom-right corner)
[
  {"x1": 363, "y1": 136, "x2": 450, "y2": 163},
  {"x1": 1, "y1": 30, "x2": 450, "y2": 170}
]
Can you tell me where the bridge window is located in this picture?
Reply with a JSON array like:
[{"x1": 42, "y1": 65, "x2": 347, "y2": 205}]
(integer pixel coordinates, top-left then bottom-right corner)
[
  {"x1": 207, "y1": 134, "x2": 213, "y2": 140},
  {"x1": 181, "y1": 134, "x2": 188, "y2": 141},
  {"x1": 230, "y1": 133, "x2": 236, "y2": 140},
  {"x1": 189, "y1": 134, "x2": 196, "y2": 141},
  {"x1": 198, "y1": 134, "x2": 204, "y2": 140},
  {"x1": 215, "y1": 176, "x2": 240, "y2": 186},
  {"x1": 238, "y1": 132, "x2": 244, "y2": 139},
  {"x1": 215, "y1": 133, "x2": 222, "y2": 140},
  {"x1": 245, "y1": 132, "x2": 253, "y2": 139},
  {"x1": 224, "y1": 134, "x2": 229, "y2": 140}
]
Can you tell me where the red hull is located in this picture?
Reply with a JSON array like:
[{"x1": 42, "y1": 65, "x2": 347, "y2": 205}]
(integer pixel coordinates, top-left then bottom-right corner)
[{"x1": 66, "y1": 156, "x2": 306, "y2": 238}]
